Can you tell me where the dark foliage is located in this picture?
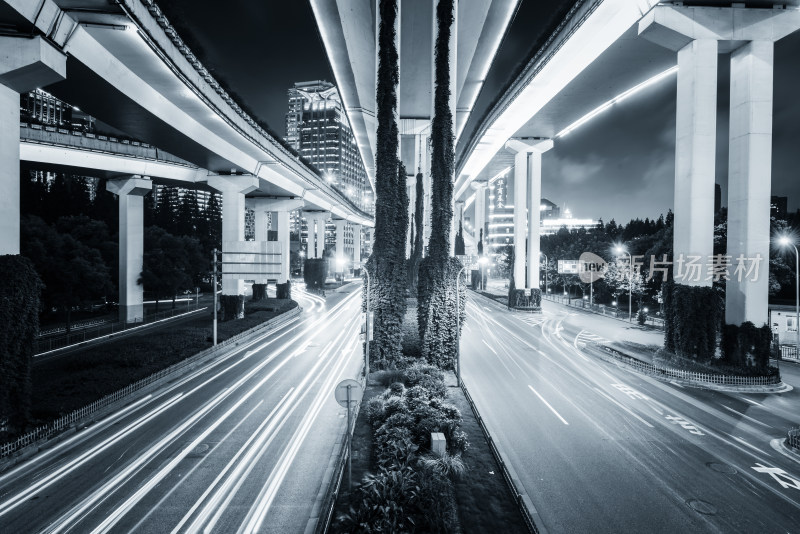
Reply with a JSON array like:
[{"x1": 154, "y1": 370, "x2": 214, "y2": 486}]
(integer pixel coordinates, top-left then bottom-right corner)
[
  {"x1": 0, "y1": 255, "x2": 42, "y2": 432},
  {"x1": 720, "y1": 322, "x2": 772, "y2": 368},
  {"x1": 418, "y1": 0, "x2": 461, "y2": 370},
  {"x1": 369, "y1": 0, "x2": 409, "y2": 367},
  {"x1": 276, "y1": 281, "x2": 291, "y2": 300},
  {"x1": 219, "y1": 294, "x2": 244, "y2": 321},
  {"x1": 454, "y1": 219, "x2": 465, "y2": 256},
  {"x1": 252, "y1": 283, "x2": 267, "y2": 301},
  {"x1": 140, "y1": 226, "x2": 205, "y2": 311},
  {"x1": 304, "y1": 258, "x2": 328, "y2": 290},
  {"x1": 664, "y1": 282, "x2": 722, "y2": 361},
  {"x1": 22, "y1": 215, "x2": 113, "y2": 332}
]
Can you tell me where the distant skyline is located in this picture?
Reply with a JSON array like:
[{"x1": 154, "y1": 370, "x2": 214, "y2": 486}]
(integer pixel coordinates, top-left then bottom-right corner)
[{"x1": 165, "y1": 1, "x2": 800, "y2": 224}]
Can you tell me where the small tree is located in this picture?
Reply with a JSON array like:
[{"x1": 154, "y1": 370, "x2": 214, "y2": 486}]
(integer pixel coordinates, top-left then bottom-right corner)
[{"x1": 140, "y1": 227, "x2": 204, "y2": 311}]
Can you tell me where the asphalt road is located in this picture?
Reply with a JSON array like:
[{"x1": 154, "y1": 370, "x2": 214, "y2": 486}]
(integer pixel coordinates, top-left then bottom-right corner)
[
  {"x1": 462, "y1": 294, "x2": 800, "y2": 534},
  {"x1": 0, "y1": 283, "x2": 365, "y2": 533}
]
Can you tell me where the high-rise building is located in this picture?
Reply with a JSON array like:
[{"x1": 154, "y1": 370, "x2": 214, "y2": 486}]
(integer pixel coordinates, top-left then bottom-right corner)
[{"x1": 285, "y1": 80, "x2": 368, "y2": 211}]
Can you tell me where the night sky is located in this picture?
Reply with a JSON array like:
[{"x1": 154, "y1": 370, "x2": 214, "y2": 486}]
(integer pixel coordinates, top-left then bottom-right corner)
[{"x1": 165, "y1": 1, "x2": 800, "y2": 224}]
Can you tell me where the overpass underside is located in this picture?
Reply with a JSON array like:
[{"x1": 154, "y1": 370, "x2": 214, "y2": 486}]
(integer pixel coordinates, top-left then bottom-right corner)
[
  {"x1": 455, "y1": 0, "x2": 800, "y2": 328},
  {"x1": 0, "y1": 0, "x2": 373, "y2": 322}
]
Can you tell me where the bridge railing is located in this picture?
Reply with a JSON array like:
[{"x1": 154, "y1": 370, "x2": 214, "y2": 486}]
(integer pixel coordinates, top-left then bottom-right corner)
[
  {"x1": 779, "y1": 345, "x2": 800, "y2": 361},
  {"x1": 542, "y1": 294, "x2": 665, "y2": 329}
]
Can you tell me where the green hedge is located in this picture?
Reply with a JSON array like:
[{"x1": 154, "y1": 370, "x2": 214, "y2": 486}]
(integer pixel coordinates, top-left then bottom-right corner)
[
  {"x1": 276, "y1": 281, "x2": 291, "y2": 300},
  {"x1": 303, "y1": 258, "x2": 327, "y2": 290},
  {"x1": 0, "y1": 255, "x2": 43, "y2": 432},
  {"x1": 663, "y1": 281, "x2": 722, "y2": 361},
  {"x1": 251, "y1": 283, "x2": 267, "y2": 301},
  {"x1": 219, "y1": 294, "x2": 244, "y2": 321},
  {"x1": 508, "y1": 288, "x2": 541, "y2": 310},
  {"x1": 721, "y1": 322, "x2": 772, "y2": 369}
]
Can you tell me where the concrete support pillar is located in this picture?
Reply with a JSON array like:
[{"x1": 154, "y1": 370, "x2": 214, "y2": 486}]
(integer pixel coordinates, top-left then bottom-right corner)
[
  {"x1": 674, "y1": 39, "x2": 718, "y2": 287},
  {"x1": 512, "y1": 151, "x2": 527, "y2": 286},
  {"x1": 305, "y1": 212, "x2": 329, "y2": 259},
  {"x1": 353, "y1": 224, "x2": 362, "y2": 265},
  {"x1": 335, "y1": 219, "x2": 346, "y2": 272},
  {"x1": 506, "y1": 138, "x2": 553, "y2": 289},
  {"x1": 107, "y1": 177, "x2": 152, "y2": 323},
  {"x1": 725, "y1": 41, "x2": 774, "y2": 326},
  {"x1": 253, "y1": 209, "x2": 269, "y2": 243},
  {"x1": 0, "y1": 36, "x2": 66, "y2": 254},
  {"x1": 276, "y1": 210, "x2": 290, "y2": 284},
  {"x1": 209, "y1": 176, "x2": 259, "y2": 295},
  {"x1": 248, "y1": 198, "x2": 303, "y2": 284},
  {"x1": 472, "y1": 182, "x2": 487, "y2": 246}
]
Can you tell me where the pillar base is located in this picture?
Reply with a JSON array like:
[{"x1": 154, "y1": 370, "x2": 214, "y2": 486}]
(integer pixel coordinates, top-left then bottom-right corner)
[
  {"x1": 119, "y1": 304, "x2": 144, "y2": 324},
  {"x1": 220, "y1": 294, "x2": 245, "y2": 321}
]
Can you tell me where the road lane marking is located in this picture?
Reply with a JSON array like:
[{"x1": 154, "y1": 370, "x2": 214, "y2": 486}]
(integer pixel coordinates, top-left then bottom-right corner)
[
  {"x1": 741, "y1": 397, "x2": 764, "y2": 407},
  {"x1": 528, "y1": 385, "x2": 569, "y2": 425},
  {"x1": 482, "y1": 339, "x2": 497, "y2": 354},
  {"x1": 720, "y1": 405, "x2": 774, "y2": 429}
]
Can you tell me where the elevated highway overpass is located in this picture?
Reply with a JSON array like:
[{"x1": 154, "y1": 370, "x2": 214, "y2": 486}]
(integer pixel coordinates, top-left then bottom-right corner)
[
  {"x1": 452, "y1": 0, "x2": 800, "y2": 328},
  {"x1": 0, "y1": 0, "x2": 373, "y2": 322}
]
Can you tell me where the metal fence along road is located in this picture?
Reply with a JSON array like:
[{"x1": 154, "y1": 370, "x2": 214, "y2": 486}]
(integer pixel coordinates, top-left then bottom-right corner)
[
  {"x1": 543, "y1": 294, "x2": 665, "y2": 329},
  {"x1": 34, "y1": 303, "x2": 205, "y2": 355},
  {"x1": 2, "y1": 308, "x2": 301, "y2": 460}
]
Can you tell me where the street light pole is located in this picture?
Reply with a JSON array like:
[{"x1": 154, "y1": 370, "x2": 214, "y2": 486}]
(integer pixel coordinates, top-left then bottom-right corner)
[{"x1": 615, "y1": 245, "x2": 633, "y2": 322}]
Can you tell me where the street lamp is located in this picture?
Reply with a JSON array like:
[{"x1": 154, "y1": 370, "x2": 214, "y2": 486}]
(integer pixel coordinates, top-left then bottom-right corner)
[
  {"x1": 778, "y1": 235, "x2": 799, "y2": 356},
  {"x1": 614, "y1": 244, "x2": 633, "y2": 322},
  {"x1": 455, "y1": 263, "x2": 469, "y2": 387},
  {"x1": 540, "y1": 252, "x2": 549, "y2": 296}
]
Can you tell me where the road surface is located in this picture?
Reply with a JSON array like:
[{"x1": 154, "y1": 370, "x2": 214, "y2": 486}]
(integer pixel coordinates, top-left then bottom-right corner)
[
  {"x1": 0, "y1": 284, "x2": 364, "y2": 533},
  {"x1": 462, "y1": 293, "x2": 800, "y2": 534}
]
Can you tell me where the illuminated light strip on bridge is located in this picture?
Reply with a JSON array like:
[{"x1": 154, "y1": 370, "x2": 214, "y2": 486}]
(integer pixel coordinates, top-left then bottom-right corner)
[{"x1": 555, "y1": 66, "x2": 678, "y2": 138}]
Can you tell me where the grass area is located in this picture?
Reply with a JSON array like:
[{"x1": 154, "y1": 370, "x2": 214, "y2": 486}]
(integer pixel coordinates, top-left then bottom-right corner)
[{"x1": 27, "y1": 298, "x2": 297, "y2": 427}]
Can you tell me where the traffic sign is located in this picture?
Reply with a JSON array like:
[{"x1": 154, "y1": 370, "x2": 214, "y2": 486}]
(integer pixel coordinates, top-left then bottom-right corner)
[{"x1": 334, "y1": 379, "x2": 363, "y2": 407}]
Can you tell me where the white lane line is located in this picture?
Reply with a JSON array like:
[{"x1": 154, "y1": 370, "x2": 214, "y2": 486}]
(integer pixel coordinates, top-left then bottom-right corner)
[
  {"x1": 593, "y1": 388, "x2": 655, "y2": 428},
  {"x1": 720, "y1": 405, "x2": 775, "y2": 429},
  {"x1": 528, "y1": 385, "x2": 569, "y2": 425},
  {"x1": 482, "y1": 339, "x2": 498, "y2": 355},
  {"x1": 741, "y1": 397, "x2": 764, "y2": 407}
]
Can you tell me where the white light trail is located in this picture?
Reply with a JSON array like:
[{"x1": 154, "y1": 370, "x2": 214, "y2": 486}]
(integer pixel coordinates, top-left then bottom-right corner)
[{"x1": 555, "y1": 66, "x2": 677, "y2": 138}]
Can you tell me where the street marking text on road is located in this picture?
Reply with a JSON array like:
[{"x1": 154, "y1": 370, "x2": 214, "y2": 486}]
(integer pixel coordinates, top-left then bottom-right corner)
[
  {"x1": 611, "y1": 383, "x2": 648, "y2": 400},
  {"x1": 665, "y1": 415, "x2": 704, "y2": 436},
  {"x1": 528, "y1": 385, "x2": 569, "y2": 425}
]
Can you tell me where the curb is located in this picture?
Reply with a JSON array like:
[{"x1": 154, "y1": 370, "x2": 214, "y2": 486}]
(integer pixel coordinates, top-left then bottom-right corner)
[
  {"x1": 460, "y1": 378, "x2": 546, "y2": 534},
  {"x1": 311, "y1": 366, "x2": 366, "y2": 534},
  {"x1": 0, "y1": 306, "x2": 302, "y2": 472}
]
